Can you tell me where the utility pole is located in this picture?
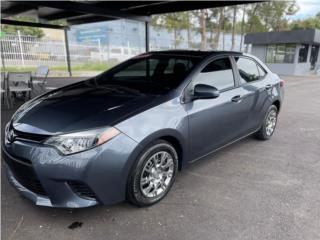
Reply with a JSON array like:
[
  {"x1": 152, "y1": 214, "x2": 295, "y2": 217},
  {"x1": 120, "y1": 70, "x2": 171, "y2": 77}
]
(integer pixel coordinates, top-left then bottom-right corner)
[{"x1": 17, "y1": 30, "x2": 25, "y2": 68}]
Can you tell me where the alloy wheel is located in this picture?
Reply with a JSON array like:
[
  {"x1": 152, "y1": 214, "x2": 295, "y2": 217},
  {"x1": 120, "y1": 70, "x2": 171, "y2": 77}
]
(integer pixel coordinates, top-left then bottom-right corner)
[
  {"x1": 265, "y1": 109, "x2": 277, "y2": 136},
  {"x1": 140, "y1": 151, "x2": 174, "y2": 198}
]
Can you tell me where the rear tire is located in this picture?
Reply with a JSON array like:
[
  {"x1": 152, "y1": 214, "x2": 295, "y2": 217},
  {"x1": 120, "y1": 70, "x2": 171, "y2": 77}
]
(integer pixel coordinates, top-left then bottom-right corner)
[
  {"x1": 255, "y1": 105, "x2": 278, "y2": 140},
  {"x1": 127, "y1": 140, "x2": 178, "y2": 207}
]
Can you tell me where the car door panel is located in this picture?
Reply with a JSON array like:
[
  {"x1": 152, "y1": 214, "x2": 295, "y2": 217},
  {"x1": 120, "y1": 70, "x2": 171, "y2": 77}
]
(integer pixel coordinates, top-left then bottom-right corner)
[
  {"x1": 242, "y1": 79, "x2": 270, "y2": 130},
  {"x1": 186, "y1": 87, "x2": 251, "y2": 161},
  {"x1": 233, "y1": 56, "x2": 274, "y2": 133}
]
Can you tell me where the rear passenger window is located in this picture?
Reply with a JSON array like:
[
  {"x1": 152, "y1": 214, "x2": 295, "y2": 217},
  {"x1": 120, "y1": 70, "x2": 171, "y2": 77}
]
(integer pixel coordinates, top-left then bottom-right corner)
[
  {"x1": 235, "y1": 57, "x2": 260, "y2": 83},
  {"x1": 193, "y1": 57, "x2": 235, "y2": 91}
]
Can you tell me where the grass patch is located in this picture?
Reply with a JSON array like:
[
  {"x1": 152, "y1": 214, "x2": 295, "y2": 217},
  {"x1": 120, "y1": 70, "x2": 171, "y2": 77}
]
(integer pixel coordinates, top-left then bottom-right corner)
[{"x1": 2, "y1": 61, "x2": 118, "y2": 73}]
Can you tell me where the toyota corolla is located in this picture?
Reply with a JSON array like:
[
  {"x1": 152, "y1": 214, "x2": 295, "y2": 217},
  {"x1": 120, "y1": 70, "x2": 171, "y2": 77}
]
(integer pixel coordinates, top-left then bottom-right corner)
[{"x1": 3, "y1": 50, "x2": 284, "y2": 208}]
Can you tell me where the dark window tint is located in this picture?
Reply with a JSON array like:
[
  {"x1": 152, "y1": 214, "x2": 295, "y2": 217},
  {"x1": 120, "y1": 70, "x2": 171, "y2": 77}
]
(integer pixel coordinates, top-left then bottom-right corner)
[
  {"x1": 193, "y1": 58, "x2": 235, "y2": 90},
  {"x1": 298, "y1": 44, "x2": 309, "y2": 63},
  {"x1": 164, "y1": 59, "x2": 194, "y2": 74},
  {"x1": 103, "y1": 54, "x2": 200, "y2": 94},
  {"x1": 114, "y1": 59, "x2": 159, "y2": 78},
  {"x1": 235, "y1": 57, "x2": 260, "y2": 83},
  {"x1": 113, "y1": 57, "x2": 195, "y2": 80}
]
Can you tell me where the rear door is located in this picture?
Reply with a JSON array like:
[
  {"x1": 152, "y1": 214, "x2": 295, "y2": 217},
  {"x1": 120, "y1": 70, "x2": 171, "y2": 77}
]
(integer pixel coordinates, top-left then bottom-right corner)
[
  {"x1": 185, "y1": 56, "x2": 251, "y2": 161},
  {"x1": 233, "y1": 56, "x2": 273, "y2": 131}
]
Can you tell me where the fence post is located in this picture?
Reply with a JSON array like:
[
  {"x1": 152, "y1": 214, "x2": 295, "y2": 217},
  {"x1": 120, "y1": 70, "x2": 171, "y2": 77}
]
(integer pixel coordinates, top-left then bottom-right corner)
[
  {"x1": 17, "y1": 30, "x2": 25, "y2": 68},
  {"x1": 64, "y1": 29, "x2": 72, "y2": 76},
  {"x1": 97, "y1": 39, "x2": 102, "y2": 62},
  {"x1": 145, "y1": 21, "x2": 150, "y2": 52},
  {"x1": 0, "y1": 40, "x2": 6, "y2": 71},
  {"x1": 106, "y1": 34, "x2": 110, "y2": 61}
]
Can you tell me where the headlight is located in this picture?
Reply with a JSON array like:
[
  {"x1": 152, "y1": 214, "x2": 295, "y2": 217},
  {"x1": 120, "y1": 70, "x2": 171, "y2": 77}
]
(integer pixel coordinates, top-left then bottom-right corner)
[{"x1": 44, "y1": 127, "x2": 120, "y2": 155}]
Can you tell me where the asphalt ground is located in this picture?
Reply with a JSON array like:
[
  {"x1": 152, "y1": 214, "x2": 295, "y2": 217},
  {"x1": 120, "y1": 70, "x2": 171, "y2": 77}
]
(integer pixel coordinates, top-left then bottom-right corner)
[{"x1": 1, "y1": 75, "x2": 320, "y2": 240}]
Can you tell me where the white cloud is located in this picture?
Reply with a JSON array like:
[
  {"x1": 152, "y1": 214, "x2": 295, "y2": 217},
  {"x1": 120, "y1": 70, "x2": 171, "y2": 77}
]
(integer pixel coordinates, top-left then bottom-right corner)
[{"x1": 288, "y1": 0, "x2": 320, "y2": 20}]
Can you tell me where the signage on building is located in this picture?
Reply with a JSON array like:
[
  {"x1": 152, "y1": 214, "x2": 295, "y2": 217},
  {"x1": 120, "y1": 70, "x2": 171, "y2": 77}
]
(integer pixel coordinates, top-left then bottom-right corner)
[{"x1": 76, "y1": 27, "x2": 108, "y2": 44}]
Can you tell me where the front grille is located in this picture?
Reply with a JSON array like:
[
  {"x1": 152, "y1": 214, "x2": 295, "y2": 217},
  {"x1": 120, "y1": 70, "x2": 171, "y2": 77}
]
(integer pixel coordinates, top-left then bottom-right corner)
[
  {"x1": 69, "y1": 182, "x2": 96, "y2": 200},
  {"x1": 14, "y1": 129, "x2": 49, "y2": 142},
  {"x1": 4, "y1": 151, "x2": 47, "y2": 196}
]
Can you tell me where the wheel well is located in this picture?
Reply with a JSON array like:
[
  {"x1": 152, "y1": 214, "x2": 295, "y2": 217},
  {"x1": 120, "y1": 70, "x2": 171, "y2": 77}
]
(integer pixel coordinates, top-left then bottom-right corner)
[
  {"x1": 159, "y1": 136, "x2": 183, "y2": 171},
  {"x1": 273, "y1": 100, "x2": 281, "y2": 111}
]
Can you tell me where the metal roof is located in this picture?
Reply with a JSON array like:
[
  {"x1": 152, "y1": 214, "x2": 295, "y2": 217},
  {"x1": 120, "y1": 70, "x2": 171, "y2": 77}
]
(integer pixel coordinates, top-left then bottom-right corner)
[
  {"x1": 2, "y1": 1, "x2": 254, "y2": 27},
  {"x1": 245, "y1": 29, "x2": 320, "y2": 45}
]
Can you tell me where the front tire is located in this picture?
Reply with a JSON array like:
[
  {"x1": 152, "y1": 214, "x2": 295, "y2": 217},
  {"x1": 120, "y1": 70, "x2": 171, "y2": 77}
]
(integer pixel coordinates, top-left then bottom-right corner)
[
  {"x1": 255, "y1": 105, "x2": 278, "y2": 140},
  {"x1": 127, "y1": 140, "x2": 178, "y2": 207}
]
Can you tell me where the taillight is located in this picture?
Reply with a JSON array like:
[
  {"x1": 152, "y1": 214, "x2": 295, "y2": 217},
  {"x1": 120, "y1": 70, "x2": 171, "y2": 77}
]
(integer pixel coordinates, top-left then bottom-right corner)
[{"x1": 280, "y1": 79, "x2": 285, "y2": 87}]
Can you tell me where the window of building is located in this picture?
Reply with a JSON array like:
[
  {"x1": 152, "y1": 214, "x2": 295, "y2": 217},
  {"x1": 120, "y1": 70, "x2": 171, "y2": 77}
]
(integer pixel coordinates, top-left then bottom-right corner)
[
  {"x1": 193, "y1": 58, "x2": 235, "y2": 91},
  {"x1": 266, "y1": 44, "x2": 295, "y2": 63},
  {"x1": 234, "y1": 57, "x2": 260, "y2": 83},
  {"x1": 298, "y1": 44, "x2": 309, "y2": 63}
]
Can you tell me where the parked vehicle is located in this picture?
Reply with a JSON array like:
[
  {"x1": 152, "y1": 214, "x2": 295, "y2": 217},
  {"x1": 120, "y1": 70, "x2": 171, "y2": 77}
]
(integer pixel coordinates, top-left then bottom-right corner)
[{"x1": 3, "y1": 50, "x2": 284, "y2": 208}]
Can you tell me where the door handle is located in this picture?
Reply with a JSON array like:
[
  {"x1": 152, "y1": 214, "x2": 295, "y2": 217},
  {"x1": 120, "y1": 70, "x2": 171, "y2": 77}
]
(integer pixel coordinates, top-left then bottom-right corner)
[
  {"x1": 265, "y1": 84, "x2": 272, "y2": 90},
  {"x1": 231, "y1": 95, "x2": 242, "y2": 103}
]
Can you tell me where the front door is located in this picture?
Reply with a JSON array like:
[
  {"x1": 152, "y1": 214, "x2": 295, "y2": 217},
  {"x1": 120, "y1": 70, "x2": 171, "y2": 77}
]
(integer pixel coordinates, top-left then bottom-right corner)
[{"x1": 185, "y1": 57, "x2": 250, "y2": 161}]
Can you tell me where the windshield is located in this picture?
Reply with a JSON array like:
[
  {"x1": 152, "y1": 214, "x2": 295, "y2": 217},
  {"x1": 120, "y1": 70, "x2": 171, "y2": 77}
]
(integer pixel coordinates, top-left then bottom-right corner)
[{"x1": 97, "y1": 53, "x2": 201, "y2": 95}]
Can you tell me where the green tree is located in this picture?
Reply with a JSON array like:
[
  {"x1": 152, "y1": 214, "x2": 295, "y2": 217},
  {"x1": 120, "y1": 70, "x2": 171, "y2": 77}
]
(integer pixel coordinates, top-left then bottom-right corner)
[
  {"x1": 230, "y1": 6, "x2": 238, "y2": 50},
  {"x1": 246, "y1": 1, "x2": 298, "y2": 33},
  {"x1": 152, "y1": 12, "x2": 192, "y2": 48},
  {"x1": 239, "y1": 5, "x2": 247, "y2": 51},
  {"x1": 192, "y1": 9, "x2": 209, "y2": 50},
  {"x1": 1, "y1": 16, "x2": 44, "y2": 38},
  {"x1": 199, "y1": 9, "x2": 207, "y2": 50},
  {"x1": 289, "y1": 15, "x2": 320, "y2": 30}
]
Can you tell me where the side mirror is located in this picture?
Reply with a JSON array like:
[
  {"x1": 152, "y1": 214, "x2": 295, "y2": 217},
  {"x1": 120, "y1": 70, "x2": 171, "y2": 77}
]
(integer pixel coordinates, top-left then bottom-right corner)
[{"x1": 192, "y1": 84, "x2": 220, "y2": 100}]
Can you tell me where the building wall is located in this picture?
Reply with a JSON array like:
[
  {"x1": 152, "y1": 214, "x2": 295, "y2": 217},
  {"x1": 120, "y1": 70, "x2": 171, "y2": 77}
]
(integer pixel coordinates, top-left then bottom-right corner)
[
  {"x1": 251, "y1": 45, "x2": 266, "y2": 62},
  {"x1": 267, "y1": 63, "x2": 296, "y2": 75},
  {"x1": 67, "y1": 19, "x2": 243, "y2": 51}
]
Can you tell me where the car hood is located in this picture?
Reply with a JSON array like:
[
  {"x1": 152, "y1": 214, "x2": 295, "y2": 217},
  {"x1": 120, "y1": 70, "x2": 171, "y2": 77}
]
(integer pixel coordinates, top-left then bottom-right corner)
[{"x1": 12, "y1": 80, "x2": 158, "y2": 135}]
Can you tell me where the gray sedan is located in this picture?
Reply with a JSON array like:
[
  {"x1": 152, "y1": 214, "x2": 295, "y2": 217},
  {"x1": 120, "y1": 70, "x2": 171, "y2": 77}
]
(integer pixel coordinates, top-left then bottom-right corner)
[{"x1": 3, "y1": 50, "x2": 284, "y2": 208}]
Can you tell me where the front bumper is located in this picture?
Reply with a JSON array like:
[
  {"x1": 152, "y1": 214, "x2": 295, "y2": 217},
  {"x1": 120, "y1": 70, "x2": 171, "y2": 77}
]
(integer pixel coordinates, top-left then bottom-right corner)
[{"x1": 2, "y1": 133, "x2": 141, "y2": 208}]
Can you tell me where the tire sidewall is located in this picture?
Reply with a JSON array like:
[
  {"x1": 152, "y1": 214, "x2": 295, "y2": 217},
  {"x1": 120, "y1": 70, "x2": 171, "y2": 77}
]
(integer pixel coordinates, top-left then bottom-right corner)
[{"x1": 128, "y1": 140, "x2": 178, "y2": 206}]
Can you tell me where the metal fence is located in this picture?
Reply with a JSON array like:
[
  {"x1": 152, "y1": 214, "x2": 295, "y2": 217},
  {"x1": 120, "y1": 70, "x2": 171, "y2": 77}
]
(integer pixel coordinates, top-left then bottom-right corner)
[
  {"x1": 0, "y1": 31, "x2": 248, "y2": 71},
  {"x1": 0, "y1": 32, "x2": 145, "y2": 69}
]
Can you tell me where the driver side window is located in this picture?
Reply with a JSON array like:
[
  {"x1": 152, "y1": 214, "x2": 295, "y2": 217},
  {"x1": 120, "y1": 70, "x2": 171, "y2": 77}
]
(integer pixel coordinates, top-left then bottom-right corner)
[{"x1": 193, "y1": 57, "x2": 235, "y2": 91}]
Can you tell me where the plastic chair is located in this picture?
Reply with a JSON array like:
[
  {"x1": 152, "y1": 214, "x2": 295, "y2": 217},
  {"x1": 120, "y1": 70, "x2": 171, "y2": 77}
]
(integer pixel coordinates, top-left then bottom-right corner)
[
  {"x1": 32, "y1": 65, "x2": 56, "y2": 94},
  {"x1": 8, "y1": 72, "x2": 32, "y2": 106}
]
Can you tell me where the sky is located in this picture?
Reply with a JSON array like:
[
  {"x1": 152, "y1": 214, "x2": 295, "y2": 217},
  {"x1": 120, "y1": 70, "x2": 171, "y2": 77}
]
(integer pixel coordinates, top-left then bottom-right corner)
[{"x1": 287, "y1": 0, "x2": 320, "y2": 20}]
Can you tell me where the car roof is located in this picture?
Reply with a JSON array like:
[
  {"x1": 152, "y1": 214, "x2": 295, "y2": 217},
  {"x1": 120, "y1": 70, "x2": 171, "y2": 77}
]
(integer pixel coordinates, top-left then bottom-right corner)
[{"x1": 148, "y1": 50, "x2": 243, "y2": 58}]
